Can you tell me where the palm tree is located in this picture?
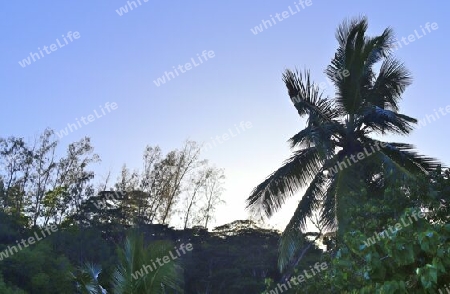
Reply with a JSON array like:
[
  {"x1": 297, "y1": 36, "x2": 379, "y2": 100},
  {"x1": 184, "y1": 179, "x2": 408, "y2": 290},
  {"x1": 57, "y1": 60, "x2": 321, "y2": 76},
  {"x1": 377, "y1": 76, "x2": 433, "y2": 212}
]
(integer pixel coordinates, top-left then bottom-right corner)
[
  {"x1": 72, "y1": 234, "x2": 184, "y2": 294},
  {"x1": 111, "y1": 234, "x2": 184, "y2": 294},
  {"x1": 246, "y1": 16, "x2": 439, "y2": 271}
]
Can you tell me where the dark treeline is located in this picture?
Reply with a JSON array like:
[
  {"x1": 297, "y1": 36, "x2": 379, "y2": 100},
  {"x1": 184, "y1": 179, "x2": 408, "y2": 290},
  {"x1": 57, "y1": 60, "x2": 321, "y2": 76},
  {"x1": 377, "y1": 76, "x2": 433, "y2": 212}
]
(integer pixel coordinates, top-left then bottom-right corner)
[
  {"x1": 0, "y1": 208, "x2": 324, "y2": 293},
  {"x1": 0, "y1": 130, "x2": 324, "y2": 293}
]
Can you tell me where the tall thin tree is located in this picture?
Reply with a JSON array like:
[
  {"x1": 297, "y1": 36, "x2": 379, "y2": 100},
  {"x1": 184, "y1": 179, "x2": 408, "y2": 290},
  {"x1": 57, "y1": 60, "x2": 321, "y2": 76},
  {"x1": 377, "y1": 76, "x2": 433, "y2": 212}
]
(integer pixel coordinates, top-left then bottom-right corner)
[{"x1": 246, "y1": 17, "x2": 439, "y2": 271}]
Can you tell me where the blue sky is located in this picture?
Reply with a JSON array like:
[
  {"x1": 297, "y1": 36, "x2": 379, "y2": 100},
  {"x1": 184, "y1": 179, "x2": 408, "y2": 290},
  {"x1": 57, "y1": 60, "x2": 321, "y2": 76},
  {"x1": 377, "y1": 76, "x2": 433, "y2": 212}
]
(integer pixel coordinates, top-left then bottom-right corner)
[{"x1": 1, "y1": 1, "x2": 448, "y2": 230}]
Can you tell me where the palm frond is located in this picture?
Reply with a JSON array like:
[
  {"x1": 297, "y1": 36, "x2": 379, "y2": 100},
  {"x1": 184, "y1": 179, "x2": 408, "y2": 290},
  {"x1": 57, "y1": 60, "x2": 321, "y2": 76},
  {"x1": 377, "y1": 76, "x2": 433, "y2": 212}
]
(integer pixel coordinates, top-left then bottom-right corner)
[
  {"x1": 331, "y1": 17, "x2": 369, "y2": 114},
  {"x1": 71, "y1": 262, "x2": 104, "y2": 294},
  {"x1": 319, "y1": 180, "x2": 337, "y2": 231},
  {"x1": 378, "y1": 142, "x2": 440, "y2": 174},
  {"x1": 366, "y1": 57, "x2": 412, "y2": 111},
  {"x1": 357, "y1": 106, "x2": 417, "y2": 135},
  {"x1": 287, "y1": 122, "x2": 344, "y2": 157},
  {"x1": 335, "y1": 16, "x2": 367, "y2": 48},
  {"x1": 283, "y1": 69, "x2": 340, "y2": 121},
  {"x1": 361, "y1": 27, "x2": 395, "y2": 70},
  {"x1": 246, "y1": 147, "x2": 323, "y2": 218},
  {"x1": 278, "y1": 170, "x2": 329, "y2": 271}
]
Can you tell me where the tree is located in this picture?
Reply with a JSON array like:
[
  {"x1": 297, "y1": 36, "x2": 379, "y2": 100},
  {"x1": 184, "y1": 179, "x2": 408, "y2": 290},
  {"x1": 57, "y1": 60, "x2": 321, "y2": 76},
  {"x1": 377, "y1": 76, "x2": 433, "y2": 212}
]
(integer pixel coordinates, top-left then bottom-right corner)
[
  {"x1": 42, "y1": 136, "x2": 99, "y2": 225},
  {"x1": 111, "y1": 141, "x2": 206, "y2": 226},
  {"x1": 28, "y1": 129, "x2": 59, "y2": 227},
  {"x1": 0, "y1": 136, "x2": 32, "y2": 219},
  {"x1": 182, "y1": 168, "x2": 207, "y2": 229},
  {"x1": 181, "y1": 165, "x2": 225, "y2": 229},
  {"x1": 158, "y1": 141, "x2": 203, "y2": 225},
  {"x1": 199, "y1": 167, "x2": 225, "y2": 228},
  {"x1": 246, "y1": 17, "x2": 439, "y2": 271},
  {"x1": 73, "y1": 234, "x2": 184, "y2": 294},
  {"x1": 0, "y1": 130, "x2": 99, "y2": 227}
]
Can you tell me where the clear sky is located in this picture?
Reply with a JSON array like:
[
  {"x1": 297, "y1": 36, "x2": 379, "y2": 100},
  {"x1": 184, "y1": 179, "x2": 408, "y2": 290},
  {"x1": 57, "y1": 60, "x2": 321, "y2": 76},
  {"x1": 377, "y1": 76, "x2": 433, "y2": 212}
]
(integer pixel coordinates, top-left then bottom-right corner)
[{"x1": 1, "y1": 1, "x2": 448, "y2": 230}]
